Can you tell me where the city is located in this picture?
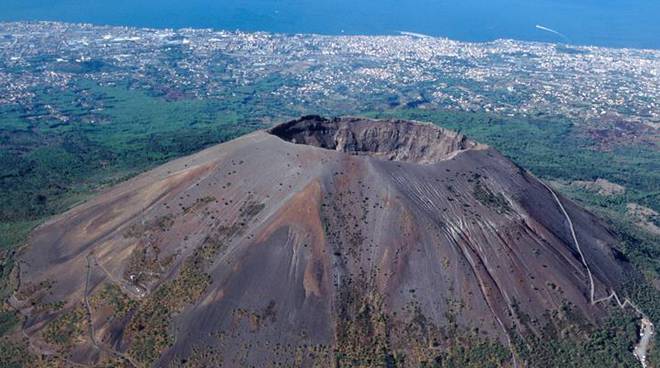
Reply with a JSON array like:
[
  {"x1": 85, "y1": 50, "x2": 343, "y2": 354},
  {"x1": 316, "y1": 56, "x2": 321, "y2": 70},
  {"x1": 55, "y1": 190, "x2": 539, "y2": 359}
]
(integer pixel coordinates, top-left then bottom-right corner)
[{"x1": 1, "y1": 21, "x2": 658, "y2": 135}]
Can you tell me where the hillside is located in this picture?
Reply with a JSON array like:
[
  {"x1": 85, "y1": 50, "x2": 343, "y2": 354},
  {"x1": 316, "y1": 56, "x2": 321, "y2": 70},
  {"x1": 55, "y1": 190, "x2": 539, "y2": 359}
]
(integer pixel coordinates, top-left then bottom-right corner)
[{"x1": 7, "y1": 116, "x2": 643, "y2": 367}]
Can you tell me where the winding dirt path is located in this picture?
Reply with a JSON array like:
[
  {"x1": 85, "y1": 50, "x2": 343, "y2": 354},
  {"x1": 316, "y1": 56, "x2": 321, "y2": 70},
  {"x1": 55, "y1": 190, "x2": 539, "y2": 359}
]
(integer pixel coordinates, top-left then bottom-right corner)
[
  {"x1": 84, "y1": 254, "x2": 140, "y2": 368},
  {"x1": 541, "y1": 181, "x2": 654, "y2": 367}
]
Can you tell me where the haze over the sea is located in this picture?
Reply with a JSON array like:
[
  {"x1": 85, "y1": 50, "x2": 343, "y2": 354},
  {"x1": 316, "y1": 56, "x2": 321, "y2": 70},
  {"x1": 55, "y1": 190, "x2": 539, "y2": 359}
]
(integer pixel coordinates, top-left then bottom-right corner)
[{"x1": 2, "y1": 0, "x2": 659, "y2": 49}]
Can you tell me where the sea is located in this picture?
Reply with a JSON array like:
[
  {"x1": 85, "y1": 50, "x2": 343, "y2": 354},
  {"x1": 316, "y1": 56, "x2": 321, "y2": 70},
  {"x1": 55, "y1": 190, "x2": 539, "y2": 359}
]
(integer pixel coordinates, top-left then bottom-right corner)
[{"x1": 1, "y1": 0, "x2": 659, "y2": 49}]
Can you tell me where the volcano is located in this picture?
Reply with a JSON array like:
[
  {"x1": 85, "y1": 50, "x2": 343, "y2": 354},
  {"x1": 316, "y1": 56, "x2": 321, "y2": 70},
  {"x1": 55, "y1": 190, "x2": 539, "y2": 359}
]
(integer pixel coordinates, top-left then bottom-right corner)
[{"x1": 11, "y1": 116, "x2": 633, "y2": 367}]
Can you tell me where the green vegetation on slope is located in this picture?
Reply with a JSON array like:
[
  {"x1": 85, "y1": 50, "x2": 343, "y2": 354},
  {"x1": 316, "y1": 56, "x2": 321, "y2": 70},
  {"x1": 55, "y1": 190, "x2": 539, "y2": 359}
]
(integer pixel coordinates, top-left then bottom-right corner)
[{"x1": 510, "y1": 306, "x2": 640, "y2": 368}]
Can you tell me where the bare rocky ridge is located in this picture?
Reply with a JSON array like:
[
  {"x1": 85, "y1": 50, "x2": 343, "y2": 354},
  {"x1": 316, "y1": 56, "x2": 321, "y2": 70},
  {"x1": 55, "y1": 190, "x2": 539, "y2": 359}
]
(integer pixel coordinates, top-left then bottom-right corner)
[{"x1": 11, "y1": 116, "x2": 635, "y2": 367}]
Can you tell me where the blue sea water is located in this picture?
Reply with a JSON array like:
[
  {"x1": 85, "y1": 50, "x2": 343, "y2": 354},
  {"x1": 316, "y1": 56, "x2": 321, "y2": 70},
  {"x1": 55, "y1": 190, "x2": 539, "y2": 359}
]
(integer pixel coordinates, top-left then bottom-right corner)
[{"x1": 1, "y1": 0, "x2": 659, "y2": 49}]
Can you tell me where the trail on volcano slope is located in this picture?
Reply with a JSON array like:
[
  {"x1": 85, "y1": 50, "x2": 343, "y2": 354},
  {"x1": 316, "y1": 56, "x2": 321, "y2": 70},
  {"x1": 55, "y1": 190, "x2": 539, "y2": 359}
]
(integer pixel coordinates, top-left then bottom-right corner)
[{"x1": 541, "y1": 180, "x2": 654, "y2": 367}]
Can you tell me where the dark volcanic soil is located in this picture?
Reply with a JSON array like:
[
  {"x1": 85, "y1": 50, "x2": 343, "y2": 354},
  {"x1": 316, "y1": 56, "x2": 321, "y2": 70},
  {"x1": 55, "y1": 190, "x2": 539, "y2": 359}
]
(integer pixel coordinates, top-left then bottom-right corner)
[{"x1": 11, "y1": 116, "x2": 632, "y2": 367}]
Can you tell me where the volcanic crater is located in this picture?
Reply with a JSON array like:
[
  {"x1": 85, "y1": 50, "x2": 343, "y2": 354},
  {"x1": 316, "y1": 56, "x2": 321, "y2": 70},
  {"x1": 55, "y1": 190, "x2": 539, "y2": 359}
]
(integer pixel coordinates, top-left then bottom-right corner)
[
  {"x1": 11, "y1": 116, "x2": 633, "y2": 367},
  {"x1": 269, "y1": 115, "x2": 481, "y2": 163}
]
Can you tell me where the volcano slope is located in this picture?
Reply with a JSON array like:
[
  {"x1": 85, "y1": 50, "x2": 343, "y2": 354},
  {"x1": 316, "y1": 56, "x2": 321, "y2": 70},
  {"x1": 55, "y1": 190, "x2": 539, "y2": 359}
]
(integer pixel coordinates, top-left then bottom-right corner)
[{"x1": 10, "y1": 116, "x2": 636, "y2": 367}]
